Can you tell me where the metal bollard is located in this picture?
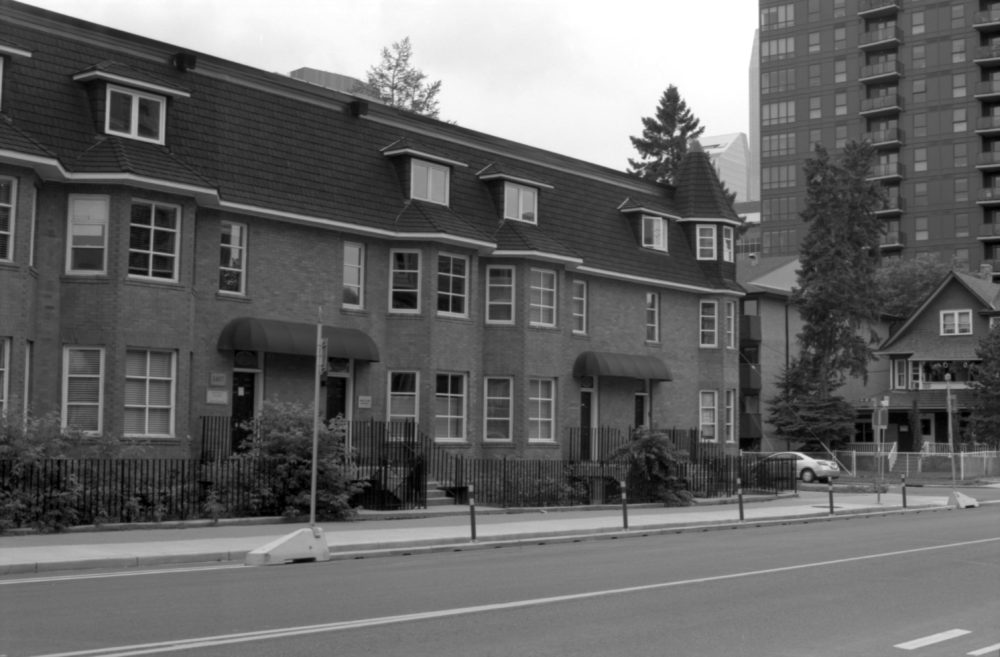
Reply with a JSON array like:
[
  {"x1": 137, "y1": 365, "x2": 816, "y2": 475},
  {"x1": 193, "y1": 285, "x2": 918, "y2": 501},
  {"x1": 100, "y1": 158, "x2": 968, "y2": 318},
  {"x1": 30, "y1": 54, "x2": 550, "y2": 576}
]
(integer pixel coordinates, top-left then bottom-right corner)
[
  {"x1": 468, "y1": 484, "x2": 477, "y2": 542},
  {"x1": 828, "y1": 479, "x2": 835, "y2": 515},
  {"x1": 737, "y1": 476, "x2": 745, "y2": 522},
  {"x1": 620, "y1": 480, "x2": 629, "y2": 530},
  {"x1": 901, "y1": 474, "x2": 907, "y2": 509}
]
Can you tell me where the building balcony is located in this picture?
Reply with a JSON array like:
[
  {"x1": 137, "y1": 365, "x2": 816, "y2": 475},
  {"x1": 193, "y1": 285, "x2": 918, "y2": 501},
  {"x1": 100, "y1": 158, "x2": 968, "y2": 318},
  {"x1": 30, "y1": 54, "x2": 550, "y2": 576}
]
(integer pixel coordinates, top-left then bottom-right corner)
[
  {"x1": 858, "y1": 26, "x2": 902, "y2": 50},
  {"x1": 858, "y1": 0, "x2": 899, "y2": 18},
  {"x1": 978, "y1": 187, "x2": 1000, "y2": 205},
  {"x1": 976, "y1": 115, "x2": 1000, "y2": 135},
  {"x1": 740, "y1": 315, "x2": 761, "y2": 345},
  {"x1": 978, "y1": 222, "x2": 1000, "y2": 240},
  {"x1": 740, "y1": 363, "x2": 762, "y2": 391},
  {"x1": 859, "y1": 60, "x2": 902, "y2": 83},
  {"x1": 978, "y1": 151, "x2": 1000, "y2": 170},
  {"x1": 860, "y1": 94, "x2": 901, "y2": 116},
  {"x1": 879, "y1": 231, "x2": 905, "y2": 250},
  {"x1": 975, "y1": 43, "x2": 1000, "y2": 65},
  {"x1": 863, "y1": 127, "x2": 902, "y2": 148},
  {"x1": 975, "y1": 79, "x2": 1000, "y2": 100},
  {"x1": 739, "y1": 413, "x2": 762, "y2": 439},
  {"x1": 874, "y1": 195, "x2": 903, "y2": 216},
  {"x1": 867, "y1": 162, "x2": 903, "y2": 181},
  {"x1": 974, "y1": 9, "x2": 1000, "y2": 32}
]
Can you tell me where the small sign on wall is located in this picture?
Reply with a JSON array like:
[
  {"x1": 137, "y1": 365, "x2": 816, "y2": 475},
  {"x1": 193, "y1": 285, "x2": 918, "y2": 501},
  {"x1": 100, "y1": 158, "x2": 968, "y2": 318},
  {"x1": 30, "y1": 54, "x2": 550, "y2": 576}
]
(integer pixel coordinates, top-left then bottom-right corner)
[
  {"x1": 358, "y1": 395, "x2": 372, "y2": 409},
  {"x1": 210, "y1": 372, "x2": 227, "y2": 387},
  {"x1": 206, "y1": 389, "x2": 229, "y2": 405}
]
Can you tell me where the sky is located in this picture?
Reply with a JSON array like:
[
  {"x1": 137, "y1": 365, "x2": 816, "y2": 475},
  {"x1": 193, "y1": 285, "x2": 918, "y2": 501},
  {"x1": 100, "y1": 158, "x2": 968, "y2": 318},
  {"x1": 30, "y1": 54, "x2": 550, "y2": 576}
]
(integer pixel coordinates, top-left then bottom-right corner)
[{"x1": 20, "y1": 0, "x2": 758, "y2": 172}]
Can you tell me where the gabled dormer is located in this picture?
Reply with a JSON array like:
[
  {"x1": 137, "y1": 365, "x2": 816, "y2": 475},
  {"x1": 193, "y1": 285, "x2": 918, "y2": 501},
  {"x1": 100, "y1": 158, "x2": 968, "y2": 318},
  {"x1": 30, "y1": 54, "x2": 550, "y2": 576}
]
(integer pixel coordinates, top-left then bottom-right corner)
[
  {"x1": 476, "y1": 161, "x2": 553, "y2": 226},
  {"x1": 381, "y1": 137, "x2": 468, "y2": 206},
  {"x1": 72, "y1": 60, "x2": 192, "y2": 145},
  {"x1": 673, "y1": 141, "x2": 742, "y2": 270},
  {"x1": 617, "y1": 197, "x2": 679, "y2": 254}
]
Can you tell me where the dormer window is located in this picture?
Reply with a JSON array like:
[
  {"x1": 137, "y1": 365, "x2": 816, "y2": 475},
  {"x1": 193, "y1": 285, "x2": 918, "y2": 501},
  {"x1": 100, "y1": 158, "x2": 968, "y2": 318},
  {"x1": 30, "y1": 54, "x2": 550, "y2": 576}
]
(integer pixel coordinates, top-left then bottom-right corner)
[
  {"x1": 642, "y1": 215, "x2": 667, "y2": 252},
  {"x1": 697, "y1": 224, "x2": 717, "y2": 260},
  {"x1": 722, "y1": 226, "x2": 734, "y2": 262},
  {"x1": 411, "y1": 159, "x2": 449, "y2": 205},
  {"x1": 504, "y1": 182, "x2": 537, "y2": 224},
  {"x1": 106, "y1": 85, "x2": 165, "y2": 144}
]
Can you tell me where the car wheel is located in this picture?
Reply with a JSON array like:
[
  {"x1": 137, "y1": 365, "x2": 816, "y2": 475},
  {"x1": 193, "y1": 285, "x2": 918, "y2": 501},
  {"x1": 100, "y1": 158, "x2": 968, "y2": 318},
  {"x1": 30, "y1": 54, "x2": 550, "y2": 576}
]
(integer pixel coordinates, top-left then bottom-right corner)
[{"x1": 801, "y1": 468, "x2": 816, "y2": 483}]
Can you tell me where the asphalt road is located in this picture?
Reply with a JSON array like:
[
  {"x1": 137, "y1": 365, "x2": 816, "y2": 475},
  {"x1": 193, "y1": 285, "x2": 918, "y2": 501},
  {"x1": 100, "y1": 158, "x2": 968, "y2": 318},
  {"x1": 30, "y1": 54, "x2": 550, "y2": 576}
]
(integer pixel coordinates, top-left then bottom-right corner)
[{"x1": 3, "y1": 502, "x2": 998, "y2": 657}]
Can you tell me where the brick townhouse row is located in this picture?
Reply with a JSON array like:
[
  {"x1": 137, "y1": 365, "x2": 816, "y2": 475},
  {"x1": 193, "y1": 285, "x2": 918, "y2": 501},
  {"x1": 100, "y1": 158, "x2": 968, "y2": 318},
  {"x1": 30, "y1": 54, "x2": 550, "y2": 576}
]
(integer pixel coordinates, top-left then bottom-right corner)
[{"x1": 0, "y1": 0, "x2": 746, "y2": 459}]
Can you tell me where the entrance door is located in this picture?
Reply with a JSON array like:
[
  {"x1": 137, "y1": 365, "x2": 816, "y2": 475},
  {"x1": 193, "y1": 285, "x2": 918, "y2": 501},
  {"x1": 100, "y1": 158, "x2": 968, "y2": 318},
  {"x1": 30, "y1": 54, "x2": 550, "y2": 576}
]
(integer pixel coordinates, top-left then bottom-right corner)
[
  {"x1": 326, "y1": 376, "x2": 348, "y2": 422},
  {"x1": 579, "y1": 389, "x2": 593, "y2": 461},
  {"x1": 919, "y1": 413, "x2": 935, "y2": 448},
  {"x1": 231, "y1": 371, "x2": 256, "y2": 451}
]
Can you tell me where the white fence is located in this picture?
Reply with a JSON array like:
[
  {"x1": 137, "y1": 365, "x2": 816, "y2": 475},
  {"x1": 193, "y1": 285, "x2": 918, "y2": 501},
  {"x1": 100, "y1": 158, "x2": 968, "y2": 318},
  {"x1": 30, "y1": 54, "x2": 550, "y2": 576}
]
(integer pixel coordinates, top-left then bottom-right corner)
[{"x1": 835, "y1": 448, "x2": 1000, "y2": 480}]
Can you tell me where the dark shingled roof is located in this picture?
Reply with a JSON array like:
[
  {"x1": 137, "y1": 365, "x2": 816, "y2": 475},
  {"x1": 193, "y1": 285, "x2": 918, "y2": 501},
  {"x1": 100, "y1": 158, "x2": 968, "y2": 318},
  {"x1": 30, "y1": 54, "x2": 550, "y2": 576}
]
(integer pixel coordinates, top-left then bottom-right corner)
[
  {"x1": 71, "y1": 137, "x2": 216, "y2": 189},
  {"x1": 673, "y1": 141, "x2": 741, "y2": 222}
]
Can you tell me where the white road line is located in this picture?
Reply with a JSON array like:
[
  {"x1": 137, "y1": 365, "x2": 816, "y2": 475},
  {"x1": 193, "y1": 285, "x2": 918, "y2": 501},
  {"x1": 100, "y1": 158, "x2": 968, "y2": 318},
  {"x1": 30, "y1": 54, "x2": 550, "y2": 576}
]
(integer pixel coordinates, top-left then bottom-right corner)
[
  {"x1": 969, "y1": 642, "x2": 1000, "y2": 656},
  {"x1": 24, "y1": 536, "x2": 1000, "y2": 657},
  {"x1": 895, "y1": 629, "x2": 971, "y2": 650}
]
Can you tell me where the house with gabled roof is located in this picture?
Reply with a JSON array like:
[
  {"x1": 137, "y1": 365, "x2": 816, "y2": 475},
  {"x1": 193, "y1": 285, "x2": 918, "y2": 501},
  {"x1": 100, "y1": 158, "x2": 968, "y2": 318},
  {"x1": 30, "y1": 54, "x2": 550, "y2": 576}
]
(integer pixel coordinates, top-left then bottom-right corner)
[
  {"x1": 871, "y1": 270, "x2": 1000, "y2": 452},
  {"x1": 0, "y1": 0, "x2": 744, "y2": 459}
]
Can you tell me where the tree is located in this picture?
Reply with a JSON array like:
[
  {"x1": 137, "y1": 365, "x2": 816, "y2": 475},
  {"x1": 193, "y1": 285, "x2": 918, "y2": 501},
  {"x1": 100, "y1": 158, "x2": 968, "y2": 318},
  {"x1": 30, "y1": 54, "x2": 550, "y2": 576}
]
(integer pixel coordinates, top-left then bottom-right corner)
[
  {"x1": 768, "y1": 141, "x2": 884, "y2": 446},
  {"x1": 360, "y1": 37, "x2": 442, "y2": 118},
  {"x1": 628, "y1": 85, "x2": 705, "y2": 185},
  {"x1": 967, "y1": 327, "x2": 1000, "y2": 448},
  {"x1": 874, "y1": 257, "x2": 950, "y2": 318}
]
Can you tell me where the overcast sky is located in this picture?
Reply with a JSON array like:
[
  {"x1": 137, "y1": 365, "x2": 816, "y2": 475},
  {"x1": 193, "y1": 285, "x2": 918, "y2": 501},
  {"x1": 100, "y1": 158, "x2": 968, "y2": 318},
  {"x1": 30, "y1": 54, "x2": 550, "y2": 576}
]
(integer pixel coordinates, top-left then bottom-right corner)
[{"x1": 21, "y1": 0, "x2": 758, "y2": 171}]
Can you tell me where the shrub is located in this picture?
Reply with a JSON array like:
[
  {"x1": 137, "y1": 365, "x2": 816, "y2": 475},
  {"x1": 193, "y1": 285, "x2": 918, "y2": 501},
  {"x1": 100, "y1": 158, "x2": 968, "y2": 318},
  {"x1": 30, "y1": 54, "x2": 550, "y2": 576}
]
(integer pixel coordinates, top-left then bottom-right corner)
[{"x1": 613, "y1": 428, "x2": 693, "y2": 506}]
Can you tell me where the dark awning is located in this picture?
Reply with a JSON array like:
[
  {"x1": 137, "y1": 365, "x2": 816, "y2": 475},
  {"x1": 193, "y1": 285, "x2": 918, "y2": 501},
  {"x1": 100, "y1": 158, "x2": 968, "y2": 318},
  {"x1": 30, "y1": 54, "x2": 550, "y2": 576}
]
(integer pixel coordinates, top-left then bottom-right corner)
[
  {"x1": 573, "y1": 351, "x2": 672, "y2": 381},
  {"x1": 217, "y1": 317, "x2": 379, "y2": 361}
]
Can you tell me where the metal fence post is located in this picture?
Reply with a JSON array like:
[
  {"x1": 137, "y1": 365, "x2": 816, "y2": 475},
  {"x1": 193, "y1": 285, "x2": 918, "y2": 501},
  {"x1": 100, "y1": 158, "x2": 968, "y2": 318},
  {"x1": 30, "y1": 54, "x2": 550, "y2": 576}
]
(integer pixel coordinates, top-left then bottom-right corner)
[
  {"x1": 901, "y1": 474, "x2": 907, "y2": 509},
  {"x1": 620, "y1": 480, "x2": 628, "y2": 530},
  {"x1": 828, "y1": 479, "x2": 835, "y2": 515}
]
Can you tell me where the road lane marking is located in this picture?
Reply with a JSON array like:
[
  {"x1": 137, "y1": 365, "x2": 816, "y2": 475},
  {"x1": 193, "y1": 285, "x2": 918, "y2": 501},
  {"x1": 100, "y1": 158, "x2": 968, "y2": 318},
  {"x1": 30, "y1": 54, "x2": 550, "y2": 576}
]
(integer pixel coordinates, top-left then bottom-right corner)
[
  {"x1": 23, "y1": 536, "x2": 1000, "y2": 657},
  {"x1": 968, "y1": 642, "x2": 1000, "y2": 656},
  {"x1": 895, "y1": 629, "x2": 971, "y2": 650}
]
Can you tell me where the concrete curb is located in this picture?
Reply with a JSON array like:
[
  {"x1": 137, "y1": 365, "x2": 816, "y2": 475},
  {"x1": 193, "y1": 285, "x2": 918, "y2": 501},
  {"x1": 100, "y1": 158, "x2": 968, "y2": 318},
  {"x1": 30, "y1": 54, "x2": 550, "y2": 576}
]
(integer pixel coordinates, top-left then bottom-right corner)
[{"x1": 1, "y1": 501, "x2": 954, "y2": 575}]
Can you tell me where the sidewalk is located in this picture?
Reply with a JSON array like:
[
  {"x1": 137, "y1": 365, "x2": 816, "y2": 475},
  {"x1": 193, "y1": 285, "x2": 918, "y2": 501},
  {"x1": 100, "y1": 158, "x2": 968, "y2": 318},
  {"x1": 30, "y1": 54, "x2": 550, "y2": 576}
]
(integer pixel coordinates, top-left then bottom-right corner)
[{"x1": 0, "y1": 490, "x2": 959, "y2": 575}]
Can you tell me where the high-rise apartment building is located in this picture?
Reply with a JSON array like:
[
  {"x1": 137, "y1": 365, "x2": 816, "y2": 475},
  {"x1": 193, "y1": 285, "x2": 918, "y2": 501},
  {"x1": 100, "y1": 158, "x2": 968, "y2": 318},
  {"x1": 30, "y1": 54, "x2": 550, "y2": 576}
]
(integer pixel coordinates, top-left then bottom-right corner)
[{"x1": 757, "y1": 0, "x2": 1000, "y2": 274}]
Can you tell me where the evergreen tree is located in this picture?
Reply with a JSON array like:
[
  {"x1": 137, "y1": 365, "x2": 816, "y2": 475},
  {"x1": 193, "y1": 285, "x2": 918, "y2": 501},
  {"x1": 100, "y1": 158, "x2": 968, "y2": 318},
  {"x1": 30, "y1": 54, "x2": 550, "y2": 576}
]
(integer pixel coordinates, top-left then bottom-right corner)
[
  {"x1": 767, "y1": 141, "x2": 884, "y2": 446},
  {"x1": 628, "y1": 85, "x2": 705, "y2": 185},
  {"x1": 968, "y1": 326, "x2": 1000, "y2": 448},
  {"x1": 359, "y1": 37, "x2": 442, "y2": 118}
]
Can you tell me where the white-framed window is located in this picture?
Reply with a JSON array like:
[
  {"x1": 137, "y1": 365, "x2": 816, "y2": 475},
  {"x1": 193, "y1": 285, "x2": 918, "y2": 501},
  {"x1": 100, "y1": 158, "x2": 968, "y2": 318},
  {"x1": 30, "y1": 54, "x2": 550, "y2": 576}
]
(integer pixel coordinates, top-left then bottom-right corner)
[
  {"x1": 530, "y1": 268, "x2": 557, "y2": 327},
  {"x1": 129, "y1": 201, "x2": 179, "y2": 281},
  {"x1": 0, "y1": 337, "x2": 8, "y2": 416},
  {"x1": 342, "y1": 242, "x2": 365, "y2": 308},
  {"x1": 697, "y1": 225, "x2": 717, "y2": 260},
  {"x1": 504, "y1": 182, "x2": 538, "y2": 224},
  {"x1": 436, "y1": 253, "x2": 468, "y2": 317},
  {"x1": 106, "y1": 85, "x2": 166, "y2": 144},
  {"x1": 699, "y1": 390, "x2": 717, "y2": 442},
  {"x1": 125, "y1": 349, "x2": 175, "y2": 437},
  {"x1": 0, "y1": 177, "x2": 14, "y2": 262},
  {"x1": 62, "y1": 347, "x2": 104, "y2": 435},
  {"x1": 388, "y1": 371, "x2": 418, "y2": 424},
  {"x1": 66, "y1": 195, "x2": 109, "y2": 275},
  {"x1": 722, "y1": 226, "x2": 734, "y2": 262},
  {"x1": 486, "y1": 266, "x2": 515, "y2": 324},
  {"x1": 725, "y1": 300, "x2": 736, "y2": 349},
  {"x1": 893, "y1": 359, "x2": 909, "y2": 389},
  {"x1": 434, "y1": 373, "x2": 466, "y2": 442},
  {"x1": 219, "y1": 221, "x2": 246, "y2": 295},
  {"x1": 572, "y1": 280, "x2": 587, "y2": 334},
  {"x1": 484, "y1": 377, "x2": 513, "y2": 441},
  {"x1": 645, "y1": 291, "x2": 660, "y2": 342},
  {"x1": 641, "y1": 215, "x2": 667, "y2": 251},
  {"x1": 411, "y1": 159, "x2": 449, "y2": 205},
  {"x1": 700, "y1": 301, "x2": 718, "y2": 347},
  {"x1": 389, "y1": 250, "x2": 421, "y2": 313},
  {"x1": 725, "y1": 389, "x2": 736, "y2": 443},
  {"x1": 528, "y1": 378, "x2": 556, "y2": 442},
  {"x1": 940, "y1": 310, "x2": 972, "y2": 335}
]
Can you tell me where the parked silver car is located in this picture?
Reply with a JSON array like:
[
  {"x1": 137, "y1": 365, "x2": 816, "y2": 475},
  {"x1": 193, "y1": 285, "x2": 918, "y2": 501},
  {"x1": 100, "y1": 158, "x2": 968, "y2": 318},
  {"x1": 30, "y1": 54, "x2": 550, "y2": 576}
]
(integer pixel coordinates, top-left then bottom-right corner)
[{"x1": 766, "y1": 452, "x2": 840, "y2": 483}]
